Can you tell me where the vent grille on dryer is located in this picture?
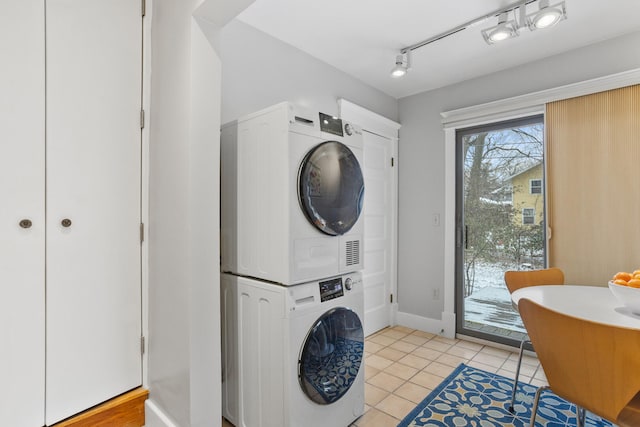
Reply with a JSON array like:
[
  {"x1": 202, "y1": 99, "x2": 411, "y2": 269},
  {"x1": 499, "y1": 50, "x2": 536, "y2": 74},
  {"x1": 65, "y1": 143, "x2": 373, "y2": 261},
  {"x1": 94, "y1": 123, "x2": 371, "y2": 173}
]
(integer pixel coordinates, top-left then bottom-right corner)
[{"x1": 346, "y1": 240, "x2": 360, "y2": 266}]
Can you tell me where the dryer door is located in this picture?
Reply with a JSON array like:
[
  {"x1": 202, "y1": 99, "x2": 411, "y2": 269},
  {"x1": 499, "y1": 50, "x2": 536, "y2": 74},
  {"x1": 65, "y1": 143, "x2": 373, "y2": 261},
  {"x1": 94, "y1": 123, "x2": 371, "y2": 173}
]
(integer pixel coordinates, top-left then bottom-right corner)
[
  {"x1": 298, "y1": 307, "x2": 363, "y2": 404},
  {"x1": 298, "y1": 141, "x2": 364, "y2": 236}
]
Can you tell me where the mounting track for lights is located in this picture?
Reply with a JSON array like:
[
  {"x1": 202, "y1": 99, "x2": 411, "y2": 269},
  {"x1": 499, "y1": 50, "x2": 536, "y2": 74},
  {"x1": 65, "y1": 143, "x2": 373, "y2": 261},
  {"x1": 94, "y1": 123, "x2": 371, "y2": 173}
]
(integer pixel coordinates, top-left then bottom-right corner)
[{"x1": 390, "y1": 0, "x2": 567, "y2": 78}]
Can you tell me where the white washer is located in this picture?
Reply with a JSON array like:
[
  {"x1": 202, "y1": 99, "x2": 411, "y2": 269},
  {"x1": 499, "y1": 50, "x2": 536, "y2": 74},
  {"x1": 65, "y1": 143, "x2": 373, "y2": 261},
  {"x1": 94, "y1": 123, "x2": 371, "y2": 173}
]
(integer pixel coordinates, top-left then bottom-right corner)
[
  {"x1": 221, "y1": 102, "x2": 364, "y2": 285},
  {"x1": 221, "y1": 272, "x2": 365, "y2": 427}
]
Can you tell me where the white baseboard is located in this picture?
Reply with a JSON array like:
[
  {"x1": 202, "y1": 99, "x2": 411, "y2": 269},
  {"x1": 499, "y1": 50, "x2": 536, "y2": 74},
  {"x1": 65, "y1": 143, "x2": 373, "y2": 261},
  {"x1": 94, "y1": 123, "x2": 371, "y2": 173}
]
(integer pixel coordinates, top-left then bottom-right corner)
[
  {"x1": 145, "y1": 400, "x2": 180, "y2": 427},
  {"x1": 395, "y1": 311, "x2": 443, "y2": 335},
  {"x1": 395, "y1": 310, "x2": 457, "y2": 339}
]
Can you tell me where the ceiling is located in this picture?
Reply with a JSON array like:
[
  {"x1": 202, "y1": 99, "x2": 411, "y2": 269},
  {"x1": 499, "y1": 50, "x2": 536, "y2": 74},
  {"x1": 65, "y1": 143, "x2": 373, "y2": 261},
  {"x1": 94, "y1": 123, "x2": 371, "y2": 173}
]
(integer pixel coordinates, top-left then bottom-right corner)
[{"x1": 237, "y1": 0, "x2": 640, "y2": 99}]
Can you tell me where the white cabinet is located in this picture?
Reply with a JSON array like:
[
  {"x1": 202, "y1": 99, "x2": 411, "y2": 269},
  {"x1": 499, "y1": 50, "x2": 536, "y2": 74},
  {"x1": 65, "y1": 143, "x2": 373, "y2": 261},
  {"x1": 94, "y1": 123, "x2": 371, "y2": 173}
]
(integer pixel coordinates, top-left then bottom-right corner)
[
  {"x1": 0, "y1": 1, "x2": 142, "y2": 425},
  {"x1": 0, "y1": 1, "x2": 46, "y2": 426}
]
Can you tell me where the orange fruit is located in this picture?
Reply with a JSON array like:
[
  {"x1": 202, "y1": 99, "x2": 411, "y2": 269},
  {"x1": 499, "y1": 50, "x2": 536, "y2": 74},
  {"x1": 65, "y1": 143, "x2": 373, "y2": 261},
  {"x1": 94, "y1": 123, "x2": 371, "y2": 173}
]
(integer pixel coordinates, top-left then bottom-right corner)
[
  {"x1": 613, "y1": 272, "x2": 633, "y2": 282},
  {"x1": 627, "y1": 279, "x2": 640, "y2": 288},
  {"x1": 613, "y1": 278, "x2": 629, "y2": 286}
]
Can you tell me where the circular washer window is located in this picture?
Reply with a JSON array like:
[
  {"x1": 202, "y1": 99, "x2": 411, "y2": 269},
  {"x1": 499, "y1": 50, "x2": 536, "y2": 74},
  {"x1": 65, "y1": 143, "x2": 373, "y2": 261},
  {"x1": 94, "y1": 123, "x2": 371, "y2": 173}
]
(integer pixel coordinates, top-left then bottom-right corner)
[
  {"x1": 298, "y1": 141, "x2": 364, "y2": 236},
  {"x1": 298, "y1": 307, "x2": 363, "y2": 404}
]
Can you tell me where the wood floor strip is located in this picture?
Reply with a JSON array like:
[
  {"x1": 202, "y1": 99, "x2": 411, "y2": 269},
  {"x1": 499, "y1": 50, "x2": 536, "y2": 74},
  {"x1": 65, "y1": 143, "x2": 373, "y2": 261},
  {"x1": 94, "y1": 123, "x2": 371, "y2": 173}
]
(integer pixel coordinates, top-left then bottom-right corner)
[{"x1": 51, "y1": 387, "x2": 149, "y2": 427}]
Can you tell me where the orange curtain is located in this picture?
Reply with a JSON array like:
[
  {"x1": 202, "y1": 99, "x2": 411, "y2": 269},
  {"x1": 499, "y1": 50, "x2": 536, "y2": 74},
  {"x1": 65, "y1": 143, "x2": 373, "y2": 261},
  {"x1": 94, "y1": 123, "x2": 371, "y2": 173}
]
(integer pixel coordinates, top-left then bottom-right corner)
[{"x1": 546, "y1": 84, "x2": 640, "y2": 286}]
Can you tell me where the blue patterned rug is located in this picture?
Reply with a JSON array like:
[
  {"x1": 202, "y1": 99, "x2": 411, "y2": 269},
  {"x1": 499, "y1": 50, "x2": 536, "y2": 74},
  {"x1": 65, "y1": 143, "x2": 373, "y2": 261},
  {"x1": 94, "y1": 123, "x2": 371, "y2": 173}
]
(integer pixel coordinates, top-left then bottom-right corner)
[{"x1": 398, "y1": 364, "x2": 614, "y2": 427}]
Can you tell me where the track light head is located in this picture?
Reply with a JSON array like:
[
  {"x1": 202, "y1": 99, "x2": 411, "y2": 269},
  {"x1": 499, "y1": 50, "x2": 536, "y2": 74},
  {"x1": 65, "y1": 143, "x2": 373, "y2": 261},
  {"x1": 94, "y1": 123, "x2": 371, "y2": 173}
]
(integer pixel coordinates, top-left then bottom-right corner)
[
  {"x1": 390, "y1": 52, "x2": 411, "y2": 78},
  {"x1": 481, "y1": 12, "x2": 519, "y2": 44},
  {"x1": 390, "y1": 55, "x2": 407, "y2": 78},
  {"x1": 527, "y1": 0, "x2": 567, "y2": 30}
]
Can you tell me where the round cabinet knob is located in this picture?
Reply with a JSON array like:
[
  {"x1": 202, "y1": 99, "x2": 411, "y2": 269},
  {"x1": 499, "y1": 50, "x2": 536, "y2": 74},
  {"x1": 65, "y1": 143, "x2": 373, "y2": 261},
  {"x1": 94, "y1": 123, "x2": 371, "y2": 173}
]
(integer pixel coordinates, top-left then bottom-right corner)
[
  {"x1": 19, "y1": 219, "x2": 33, "y2": 229},
  {"x1": 345, "y1": 278, "x2": 353, "y2": 291},
  {"x1": 61, "y1": 218, "x2": 72, "y2": 228}
]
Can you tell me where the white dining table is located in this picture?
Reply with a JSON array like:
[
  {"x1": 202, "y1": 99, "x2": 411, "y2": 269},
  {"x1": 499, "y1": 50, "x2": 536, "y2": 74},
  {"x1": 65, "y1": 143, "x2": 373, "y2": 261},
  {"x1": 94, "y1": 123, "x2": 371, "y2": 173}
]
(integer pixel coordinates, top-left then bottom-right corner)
[{"x1": 511, "y1": 285, "x2": 640, "y2": 329}]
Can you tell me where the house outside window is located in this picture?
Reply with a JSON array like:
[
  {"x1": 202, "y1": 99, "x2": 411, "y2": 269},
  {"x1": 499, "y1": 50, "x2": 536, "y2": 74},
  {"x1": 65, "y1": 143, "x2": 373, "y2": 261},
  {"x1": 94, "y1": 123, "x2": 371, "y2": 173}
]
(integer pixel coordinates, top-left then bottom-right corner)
[
  {"x1": 530, "y1": 179, "x2": 542, "y2": 194},
  {"x1": 507, "y1": 163, "x2": 544, "y2": 226},
  {"x1": 522, "y1": 208, "x2": 535, "y2": 224}
]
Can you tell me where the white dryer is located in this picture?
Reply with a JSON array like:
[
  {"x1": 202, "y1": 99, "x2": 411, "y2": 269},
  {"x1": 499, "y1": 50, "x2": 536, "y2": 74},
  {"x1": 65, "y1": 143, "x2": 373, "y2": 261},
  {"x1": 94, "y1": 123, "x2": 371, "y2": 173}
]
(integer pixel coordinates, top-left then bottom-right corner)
[
  {"x1": 221, "y1": 102, "x2": 364, "y2": 285},
  {"x1": 221, "y1": 272, "x2": 365, "y2": 427}
]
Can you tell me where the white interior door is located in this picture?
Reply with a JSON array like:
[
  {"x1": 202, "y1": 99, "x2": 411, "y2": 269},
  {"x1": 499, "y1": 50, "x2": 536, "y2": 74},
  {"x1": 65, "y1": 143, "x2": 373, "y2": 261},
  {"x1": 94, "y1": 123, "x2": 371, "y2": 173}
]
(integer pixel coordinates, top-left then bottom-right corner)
[
  {"x1": 0, "y1": 1, "x2": 45, "y2": 426},
  {"x1": 362, "y1": 131, "x2": 395, "y2": 336},
  {"x1": 45, "y1": 0, "x2": 142, "y2": 423}
]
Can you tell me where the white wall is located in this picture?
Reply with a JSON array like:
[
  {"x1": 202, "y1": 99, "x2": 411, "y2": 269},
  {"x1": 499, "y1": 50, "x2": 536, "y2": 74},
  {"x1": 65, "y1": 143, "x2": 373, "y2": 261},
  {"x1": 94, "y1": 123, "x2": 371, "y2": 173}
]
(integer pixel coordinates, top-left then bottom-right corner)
[
  {"x1": 396, "y1": 30, "x2": 640, "y2": 327},
  {"x1": 146, "y1": 1, "x2": 252, "y2": 426},
  {"x1": 187, "y1": 17, "x2": 223, "y2": 427},
  {"x1": 148, "y1": 1, "x2": 195, "y2": 423},
  {"x1": 220, "y1": 20, "x2": 398, "y2": 124}
]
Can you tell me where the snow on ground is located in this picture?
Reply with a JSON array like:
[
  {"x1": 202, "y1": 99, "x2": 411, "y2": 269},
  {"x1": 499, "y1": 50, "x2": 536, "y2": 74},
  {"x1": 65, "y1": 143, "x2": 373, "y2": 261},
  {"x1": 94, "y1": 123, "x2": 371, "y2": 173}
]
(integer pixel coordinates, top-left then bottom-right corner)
[{"x1": 463, "y1": 261, "x2": 526, "y2": 333}]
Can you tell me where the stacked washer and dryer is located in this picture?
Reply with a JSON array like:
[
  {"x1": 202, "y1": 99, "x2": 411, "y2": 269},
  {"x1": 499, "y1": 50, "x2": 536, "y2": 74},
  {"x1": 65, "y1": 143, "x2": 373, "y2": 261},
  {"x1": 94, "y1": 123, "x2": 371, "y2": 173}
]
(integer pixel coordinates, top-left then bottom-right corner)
[{"x1": 220, "y1": 102, "x2": 366, "y2": 427}]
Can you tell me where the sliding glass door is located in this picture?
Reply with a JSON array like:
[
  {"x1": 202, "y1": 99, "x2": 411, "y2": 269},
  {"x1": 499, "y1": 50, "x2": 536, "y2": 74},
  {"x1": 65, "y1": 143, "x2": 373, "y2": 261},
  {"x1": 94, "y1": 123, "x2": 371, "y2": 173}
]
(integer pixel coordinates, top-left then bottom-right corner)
[{"x1": 455, "y1": 115, "x2": 545, "y2": 346}]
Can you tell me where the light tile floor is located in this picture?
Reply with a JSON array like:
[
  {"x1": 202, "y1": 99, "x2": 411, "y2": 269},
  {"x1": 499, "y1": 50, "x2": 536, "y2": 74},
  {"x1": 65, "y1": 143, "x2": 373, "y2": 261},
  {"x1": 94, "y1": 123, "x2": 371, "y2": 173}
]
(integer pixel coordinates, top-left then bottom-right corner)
[{"x1": 222, "y1": 326, "x2": 548, "y2": 427}]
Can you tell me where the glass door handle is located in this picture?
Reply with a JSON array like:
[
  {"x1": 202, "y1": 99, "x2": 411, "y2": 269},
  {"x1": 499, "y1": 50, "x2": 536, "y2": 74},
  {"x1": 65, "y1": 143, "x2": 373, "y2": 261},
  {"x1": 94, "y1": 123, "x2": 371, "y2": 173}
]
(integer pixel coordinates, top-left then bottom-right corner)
[{"x1": 465, "y1": 225, "x2": 469, "y2": 249}]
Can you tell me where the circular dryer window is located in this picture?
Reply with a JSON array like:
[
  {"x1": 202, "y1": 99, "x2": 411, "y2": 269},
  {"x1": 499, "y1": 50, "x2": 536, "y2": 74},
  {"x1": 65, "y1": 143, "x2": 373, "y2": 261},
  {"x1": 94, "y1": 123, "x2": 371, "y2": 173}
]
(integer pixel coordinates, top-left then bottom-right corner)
[
  {"x1": 298, "y1": 307, "x2": 364, "y2": 404},
  {"x1": 298, "y1": 141, "x2": 364, "y2": 236}
]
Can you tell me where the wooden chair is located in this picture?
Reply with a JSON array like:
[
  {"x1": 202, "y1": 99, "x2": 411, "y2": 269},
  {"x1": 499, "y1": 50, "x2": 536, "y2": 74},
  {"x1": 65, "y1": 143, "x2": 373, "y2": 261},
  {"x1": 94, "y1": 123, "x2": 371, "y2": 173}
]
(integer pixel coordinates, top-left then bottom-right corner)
[
  {"x1": 504, "y1": 267, "x2": 565, "y2": 412},
  {"x1": 518, "y1": 298, "x2": 640, "y2": 427}
]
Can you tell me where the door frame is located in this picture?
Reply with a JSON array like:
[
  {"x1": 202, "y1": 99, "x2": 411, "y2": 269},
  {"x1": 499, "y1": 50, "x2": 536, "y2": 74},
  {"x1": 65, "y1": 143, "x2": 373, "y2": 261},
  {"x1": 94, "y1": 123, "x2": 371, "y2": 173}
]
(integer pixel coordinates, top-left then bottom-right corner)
[{"x1": 140, "y1": 0, "x2": 151, "y2": 390}]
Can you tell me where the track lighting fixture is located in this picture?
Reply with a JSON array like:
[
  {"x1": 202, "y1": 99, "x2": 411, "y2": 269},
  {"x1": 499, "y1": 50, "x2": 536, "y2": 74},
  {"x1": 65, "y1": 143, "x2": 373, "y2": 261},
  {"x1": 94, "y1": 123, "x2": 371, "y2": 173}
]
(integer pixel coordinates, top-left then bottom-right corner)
[
  {"x1": 389, "y1": 0, "x2": 568, "y2": 78},
  {"x1": 390, "y1": 51, "x2": 411, "y2": 78},
  {"x1": 481, "y1": 0, "x2": 567, "y2": 44},
  {"x1": 481, "y1": 12, "x2": 519, "y2": 44},
  {"x1": 527, "y1": 0, "x2": 567, "y2": 30}
]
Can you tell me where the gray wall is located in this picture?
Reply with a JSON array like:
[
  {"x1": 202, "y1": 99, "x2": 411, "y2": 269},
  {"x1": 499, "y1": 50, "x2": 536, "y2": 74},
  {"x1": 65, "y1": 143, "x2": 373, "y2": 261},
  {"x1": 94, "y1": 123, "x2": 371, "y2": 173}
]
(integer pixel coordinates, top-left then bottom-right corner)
[
  {"x1": 396, "y1": 30, "x2": 640, "y2": 320},
  {"x1": 220, "y1": 20, "x2": 398, "y2": 123}
]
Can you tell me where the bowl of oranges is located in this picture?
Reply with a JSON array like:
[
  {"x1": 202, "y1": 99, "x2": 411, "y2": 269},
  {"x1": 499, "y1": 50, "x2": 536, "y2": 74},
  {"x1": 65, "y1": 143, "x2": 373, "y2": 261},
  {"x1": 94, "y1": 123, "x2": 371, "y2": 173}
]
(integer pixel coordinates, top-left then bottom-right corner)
[{"x1": 609, "y1": 270, "x2": 640, "y2": 314}]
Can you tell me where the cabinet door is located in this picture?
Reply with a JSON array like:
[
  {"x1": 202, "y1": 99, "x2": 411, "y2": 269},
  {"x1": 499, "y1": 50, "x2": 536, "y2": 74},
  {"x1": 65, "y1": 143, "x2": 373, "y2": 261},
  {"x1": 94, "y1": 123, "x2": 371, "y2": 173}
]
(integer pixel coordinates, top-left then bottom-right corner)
[
  {"x1": 45, "y1": 0, "x2": 142, "y2": 423},
  {"x1": 0, "y1": 1, "x2": 46, "y2": 426}
]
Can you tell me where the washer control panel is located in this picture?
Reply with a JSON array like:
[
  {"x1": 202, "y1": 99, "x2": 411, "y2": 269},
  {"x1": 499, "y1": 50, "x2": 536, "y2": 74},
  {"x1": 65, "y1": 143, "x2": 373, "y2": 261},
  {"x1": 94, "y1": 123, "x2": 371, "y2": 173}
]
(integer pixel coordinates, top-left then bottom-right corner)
[
  {"x1": 319, "y1": 112, "x2": 343, "y2": 137},
  {"x1": 318, "y1": 274, "x2": 362, "y2": 302}
]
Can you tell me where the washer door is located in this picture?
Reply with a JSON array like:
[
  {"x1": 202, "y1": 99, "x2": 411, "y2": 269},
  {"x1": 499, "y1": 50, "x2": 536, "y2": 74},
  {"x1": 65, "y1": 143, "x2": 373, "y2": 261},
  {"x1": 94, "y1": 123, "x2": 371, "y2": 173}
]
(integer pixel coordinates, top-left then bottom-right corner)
[
  {"x1": 298, "y1": 141, "x2": 364, "y2": 236},
  {"x1": 298, "y1": 307, "x2": 364, "y2": 404}
]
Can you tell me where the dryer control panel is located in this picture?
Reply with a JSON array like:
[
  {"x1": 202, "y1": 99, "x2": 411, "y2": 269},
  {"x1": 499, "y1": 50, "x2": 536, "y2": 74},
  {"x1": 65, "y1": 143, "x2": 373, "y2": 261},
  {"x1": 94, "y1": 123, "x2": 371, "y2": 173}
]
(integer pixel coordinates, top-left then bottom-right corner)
[{"x1": 319, "y1": 277, "x2": 344, "y2": 302}]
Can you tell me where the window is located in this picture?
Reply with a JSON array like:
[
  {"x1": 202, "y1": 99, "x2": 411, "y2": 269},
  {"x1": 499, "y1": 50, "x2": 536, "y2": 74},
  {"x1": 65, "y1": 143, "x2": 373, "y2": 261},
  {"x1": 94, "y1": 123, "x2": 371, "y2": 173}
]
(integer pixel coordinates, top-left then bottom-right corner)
[
  {"x1": 530, "y1": 179, "x2": 542, "y2": 194},
  {"x1": 522, "y1": 208, "x2": 535, "y2": 224}
]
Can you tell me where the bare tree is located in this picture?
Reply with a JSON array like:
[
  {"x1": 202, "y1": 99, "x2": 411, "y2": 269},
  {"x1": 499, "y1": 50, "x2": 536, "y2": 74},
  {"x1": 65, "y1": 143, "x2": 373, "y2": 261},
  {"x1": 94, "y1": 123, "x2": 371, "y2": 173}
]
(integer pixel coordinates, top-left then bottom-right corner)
[{"x1": 461, "y1": 124, "x2": 544, "y2": 296}]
